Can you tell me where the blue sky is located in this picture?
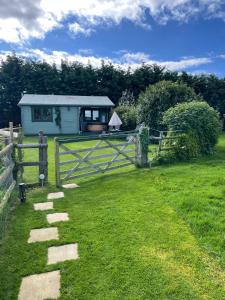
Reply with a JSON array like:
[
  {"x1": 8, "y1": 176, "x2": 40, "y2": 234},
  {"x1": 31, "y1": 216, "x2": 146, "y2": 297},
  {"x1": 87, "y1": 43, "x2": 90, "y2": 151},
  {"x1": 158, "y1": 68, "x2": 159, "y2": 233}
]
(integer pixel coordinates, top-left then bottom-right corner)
[{"x1": 1, "y1": 0, "x2": 225, "y2": 76}]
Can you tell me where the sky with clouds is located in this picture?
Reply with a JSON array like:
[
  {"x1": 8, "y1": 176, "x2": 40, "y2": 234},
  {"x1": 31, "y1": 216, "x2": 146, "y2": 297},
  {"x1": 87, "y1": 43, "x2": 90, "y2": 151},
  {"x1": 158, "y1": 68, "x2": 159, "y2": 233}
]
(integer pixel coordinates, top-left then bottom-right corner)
[{"x1": 1, "y1": 0, "x2": 225, "y2": 75}]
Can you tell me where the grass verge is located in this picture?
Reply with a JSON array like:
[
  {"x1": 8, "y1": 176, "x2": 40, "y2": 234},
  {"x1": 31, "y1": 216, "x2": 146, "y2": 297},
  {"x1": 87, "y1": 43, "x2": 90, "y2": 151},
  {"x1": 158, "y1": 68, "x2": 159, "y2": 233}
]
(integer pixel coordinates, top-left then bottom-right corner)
[{"x1": 0, "y1": 136, "x2": 225, "y2": 299}]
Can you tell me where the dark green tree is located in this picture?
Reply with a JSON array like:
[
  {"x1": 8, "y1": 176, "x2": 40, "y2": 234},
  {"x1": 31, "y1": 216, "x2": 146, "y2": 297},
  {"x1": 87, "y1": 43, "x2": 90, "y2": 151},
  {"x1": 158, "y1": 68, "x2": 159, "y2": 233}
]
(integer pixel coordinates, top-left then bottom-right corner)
[{"x1": 0, "y1": 54, "x2": 24, "y2": 125}]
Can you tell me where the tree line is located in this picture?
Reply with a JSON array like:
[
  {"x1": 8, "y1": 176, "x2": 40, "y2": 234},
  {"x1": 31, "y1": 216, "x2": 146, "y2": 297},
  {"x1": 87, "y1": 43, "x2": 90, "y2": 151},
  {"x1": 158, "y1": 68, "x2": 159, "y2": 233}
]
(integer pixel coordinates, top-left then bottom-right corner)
[{"x1": 0, "y1": 53, "x2": 225, "y2": 127}]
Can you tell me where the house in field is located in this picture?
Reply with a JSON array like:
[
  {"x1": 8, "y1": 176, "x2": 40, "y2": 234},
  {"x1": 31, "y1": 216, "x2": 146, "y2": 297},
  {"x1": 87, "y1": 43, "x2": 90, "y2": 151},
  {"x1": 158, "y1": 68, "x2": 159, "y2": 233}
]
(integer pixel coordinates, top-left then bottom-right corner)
[{"x1": 18, "y1": 94, "x2": 115, "y2": 135}]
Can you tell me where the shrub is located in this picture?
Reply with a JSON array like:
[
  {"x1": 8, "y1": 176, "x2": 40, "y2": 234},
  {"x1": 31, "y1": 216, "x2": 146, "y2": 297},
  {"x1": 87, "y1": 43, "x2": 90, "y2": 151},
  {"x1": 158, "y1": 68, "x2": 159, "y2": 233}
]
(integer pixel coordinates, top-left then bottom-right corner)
[
  {"x1": 162, "y1": 101, "x2": 222, "y2": 158},
  {"x1": 115, "y1": 105, "x2": 137, "y2": 131},
  {"x1": 137, "y1": 80, "x2": 201, "y2": 130}
]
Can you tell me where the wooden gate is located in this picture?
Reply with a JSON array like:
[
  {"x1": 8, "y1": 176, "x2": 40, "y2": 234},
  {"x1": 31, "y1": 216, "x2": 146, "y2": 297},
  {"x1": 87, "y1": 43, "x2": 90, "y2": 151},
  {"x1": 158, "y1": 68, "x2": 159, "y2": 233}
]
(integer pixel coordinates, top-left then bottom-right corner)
[{"x1": 54, "y1": 131, "x2": 138, "y2": 187}]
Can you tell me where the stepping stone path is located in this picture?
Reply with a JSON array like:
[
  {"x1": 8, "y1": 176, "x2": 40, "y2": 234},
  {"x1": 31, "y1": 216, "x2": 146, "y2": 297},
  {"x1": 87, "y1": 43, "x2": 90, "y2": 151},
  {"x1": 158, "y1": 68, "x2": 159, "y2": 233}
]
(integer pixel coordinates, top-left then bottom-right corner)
[
  {"x1": 34, "y1": 201, "x2": 53, "y2": 211},
  {"x1": 48, "y1": 243, "x2": 79, "y2": 265},
  {"x1": 18, "y1": 270, "x2": 60, "y2": 300},
  {"x1": 47, "y1": 191, "x2": 64, "y2": 200},
  {"x1": 28, "y1": 227, "x2": 59, "y2": 243},
  {"x1": 62, "y1": 183, "x2": 79, "y2": 189},
  {"x1": 47, "y1": 212, "x2": 69, "y2": 224},
  {"x1": 19, "y1": 187, "x2": 80, "y2": 299}
]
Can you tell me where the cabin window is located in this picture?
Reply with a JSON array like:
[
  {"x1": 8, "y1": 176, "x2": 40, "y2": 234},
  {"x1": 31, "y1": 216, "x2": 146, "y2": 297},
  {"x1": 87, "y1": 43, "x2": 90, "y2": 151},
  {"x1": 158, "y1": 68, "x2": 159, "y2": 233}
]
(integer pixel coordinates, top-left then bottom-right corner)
[
  {"x1": 84, "y1": 108, "x2": 107, "y2": 122},
  {"x1": 84, "y1": 110, "x2": 92, "y2": 121},
  {"x1": 101, "y1": 111, "x2": 107, "y2": 123},
  {"x1": 32, "y1": 106, "x2": 53, "y2": 122},
  {"x1": 92, "y1": 110, "x2": 99, "y2": 121}
]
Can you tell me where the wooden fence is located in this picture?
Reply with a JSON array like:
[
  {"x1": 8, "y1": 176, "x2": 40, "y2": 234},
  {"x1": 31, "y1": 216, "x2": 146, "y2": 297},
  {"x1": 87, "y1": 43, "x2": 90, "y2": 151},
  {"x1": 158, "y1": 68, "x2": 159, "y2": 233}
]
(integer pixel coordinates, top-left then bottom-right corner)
[
  {"x1": 0, "y1": 138, "x2": 16, "y2": 213},
  {"x1": 149, "y1": 130, "x2": 183, "y2": 162},
  {"x1": 15, "y1": 131, "x2": 48, "y2": 186},
  {"x1": 0, "y1": 123, "x2": 48, "y2": 238},
  {"x1": 0, "y1": 135, "x2": 16, "y2": 237},
  {"x1": 55, "y1": 128, "x2": 149, "y2": 187},
  {"x1": 0, "y1": 122, "x2": 21, "y2": 213}
]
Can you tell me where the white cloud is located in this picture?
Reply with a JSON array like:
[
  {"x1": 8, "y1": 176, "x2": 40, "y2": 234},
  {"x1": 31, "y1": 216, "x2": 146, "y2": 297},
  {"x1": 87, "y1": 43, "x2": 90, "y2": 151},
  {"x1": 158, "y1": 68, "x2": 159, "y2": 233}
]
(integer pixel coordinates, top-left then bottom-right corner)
[
  {"x1": 121, "y1": 52, "x2": 151, "y2": 64},
  {"x1": 78, "y1": 49, "x2": 94, "y2": 55},
  {"x1": 158, "y1": 57, "x2": 212, "y2": 71},
  {"x1": 0, "y1": 49, "x2": 212, "y2": 72},
  {"x1": 0, "y1": 0, "x2": 225, "y2": 43},
  {"x1": 68, "y1": 22, "x2": 94, "y2": 37}
]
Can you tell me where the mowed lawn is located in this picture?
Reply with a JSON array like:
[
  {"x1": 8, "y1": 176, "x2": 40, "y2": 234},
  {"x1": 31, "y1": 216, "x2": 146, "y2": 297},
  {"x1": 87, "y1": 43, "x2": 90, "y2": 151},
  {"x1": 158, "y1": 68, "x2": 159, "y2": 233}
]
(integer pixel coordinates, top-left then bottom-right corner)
[{"x1": 1, "y1": 136, "x2": 225, "y2": 299}]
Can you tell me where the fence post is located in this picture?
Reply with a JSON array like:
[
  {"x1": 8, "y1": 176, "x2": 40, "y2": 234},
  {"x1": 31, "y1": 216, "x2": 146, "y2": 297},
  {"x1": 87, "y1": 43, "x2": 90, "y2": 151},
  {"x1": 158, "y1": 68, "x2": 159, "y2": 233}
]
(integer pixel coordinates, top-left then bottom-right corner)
[
  {"x1": 4, "y1": 136, "x2": 9, "y2": 146},
  {"x1": 136, "y1": 126, "x2": 149, "y2": 168},
  {"x1": 157, "y1": 131, "x2": 163, "y2": 158},
  {"x1": 9, "y1": 122, "x2": 13, "y2": 143},
  {"x1": 17, "y1": 127, "x2": 24, "y2": 182},
  {"x1": 38, "y1": 131, "x2": 48, "y2": 185},
  {"x1": 3, "y1": 136, "x2": 14, "y2": 184},
  {"x1": 54, "y1": 137, "x2": 61, "y2": 187}
]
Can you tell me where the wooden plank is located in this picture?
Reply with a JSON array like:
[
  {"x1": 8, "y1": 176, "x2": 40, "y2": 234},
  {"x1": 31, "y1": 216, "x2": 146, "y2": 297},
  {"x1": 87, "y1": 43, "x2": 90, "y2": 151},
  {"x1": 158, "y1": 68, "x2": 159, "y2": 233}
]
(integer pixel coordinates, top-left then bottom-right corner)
[
  {"x1": 58, "y1": 135, "x2": 101, "y2": 144},
  {"x1": 104, "y1": 140, "x2": 135, "y2": 164},
  {"x1": 59, "y1": 153, "x2": 115, "y2": 166},
  {"x1": 18, "y1": 162, "x2": 40, "y2": 167},
  {"x1": 100, "y1": 133, "x2": 136, "y2": 140},
  {"x1": 63, "y1": 162, "x2": 133, "y2": 181},
  {"x1": 16, "y1": 143, "x2": 47, "y2": 149},
  {"x1": 54, "y1": 137, "x2": 61, "y2": 187},
  {"x1": 57, "y1": 130, "x2": 138, "y2": 144},
  {"x1": 17, "y1": 127, "x2": 24, "y2": 182},
  {"x1": 60, "y1": 141, "x2": 134, "y2": 155},
  {"x1": 63, "y1": 140, "x2": 103, "y2": 180},
  {"x1": 59, "y1": 142, "x2": 131, "y2": 155},
  {"x1": 0, "y1": 180, "x2": 16, "y2": 213},
  {"x1": 9, "y1": 122, "x2": 13, "y2": 143},
  {"x1": 58, "y1": 149, "x2": 135, "y2": 166},
  {"x1": 59, "y1": 144, "x2": 110, "y2": 155},
  {"x1": 38, "y1": 132, "x2": 48, "y2": 184},
  {"x1": 0, "y1": 143, "x2": 13, "y2": 159},
  {"x1": 102, "y1": 138, "x2": 133, "y2": 171},
  {"x1": 43, "y1": 136, "x2": 48, "y2": 183},
  {"x1": 89, "y1": 148, "x2": 135, "y2": 160},
  {"x1": 60, "y1": 156, "x2": 135, "y2": 174}
]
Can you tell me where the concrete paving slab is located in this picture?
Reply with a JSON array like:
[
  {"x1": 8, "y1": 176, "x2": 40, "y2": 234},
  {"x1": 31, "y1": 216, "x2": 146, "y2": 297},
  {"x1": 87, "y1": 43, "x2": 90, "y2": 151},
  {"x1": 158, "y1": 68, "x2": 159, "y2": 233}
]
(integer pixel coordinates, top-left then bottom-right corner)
[
  {"x1": 28, "y1": 227, "x2": 59, "y2": 243},
  {"x1": 47, "y1": 213, "x2": 69, "y2": 224},
  {"x1": 47, "y1": 192, "x2": 64, "y2": 200},
  {"x1": 18, "y1": 270, "x2": 60, "y2": 300},
  {"x1": 48, "y1": 243, "x2": 79, "y2": 265},
  {"x1": 62, "y1": 183, "x2": 79, "y2": 189},
  {"x1": 34, "y1": 202, "x2": 53, "y2": 211}
]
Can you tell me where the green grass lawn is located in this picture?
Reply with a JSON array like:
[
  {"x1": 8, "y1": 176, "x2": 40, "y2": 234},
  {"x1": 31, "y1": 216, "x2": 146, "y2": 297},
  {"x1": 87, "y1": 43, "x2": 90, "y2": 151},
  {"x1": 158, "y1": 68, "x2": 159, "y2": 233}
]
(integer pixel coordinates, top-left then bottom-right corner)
[{"x1": 1, "y1": 136, "x2": 225, "y2": 299}]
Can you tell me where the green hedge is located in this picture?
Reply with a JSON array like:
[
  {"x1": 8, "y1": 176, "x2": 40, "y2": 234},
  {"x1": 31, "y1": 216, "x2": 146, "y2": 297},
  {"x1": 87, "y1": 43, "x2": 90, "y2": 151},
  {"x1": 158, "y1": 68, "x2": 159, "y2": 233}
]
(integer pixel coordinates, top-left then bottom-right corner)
[
  {"x1": 162, "y1": 101, "x2": 222, "y2": 159},
  {"x1": 137, "y1": 80, "x2": 201, "y2": 130}
]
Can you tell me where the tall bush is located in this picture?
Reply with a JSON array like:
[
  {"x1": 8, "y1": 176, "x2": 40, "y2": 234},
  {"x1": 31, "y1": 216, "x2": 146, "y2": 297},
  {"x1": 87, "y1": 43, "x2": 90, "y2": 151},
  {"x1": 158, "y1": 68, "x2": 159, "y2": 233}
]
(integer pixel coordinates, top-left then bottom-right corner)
[
  {"x1": 137, "y1": 80, "x2": 201, "y2": 130},
  {"x1": 162, "y1": 101, "x2": 221, "y2": 157},
  {"x1": 115, "y1": 105, "x2": 137, "y2": 131}
]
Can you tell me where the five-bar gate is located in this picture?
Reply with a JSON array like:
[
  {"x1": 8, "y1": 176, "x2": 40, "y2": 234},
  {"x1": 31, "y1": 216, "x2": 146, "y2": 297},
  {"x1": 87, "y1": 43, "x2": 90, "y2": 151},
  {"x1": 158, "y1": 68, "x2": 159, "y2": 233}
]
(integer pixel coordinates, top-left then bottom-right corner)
[{"x1": 54, "y1": 131, "x2": 139, "y2": 187}]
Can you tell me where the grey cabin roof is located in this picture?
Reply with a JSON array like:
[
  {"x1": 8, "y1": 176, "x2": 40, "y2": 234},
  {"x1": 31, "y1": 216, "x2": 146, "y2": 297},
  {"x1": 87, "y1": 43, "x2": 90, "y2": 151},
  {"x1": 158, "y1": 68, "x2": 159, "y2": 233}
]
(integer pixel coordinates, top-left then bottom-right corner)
[{"x1": 18, "y1": 94, "x2": 115, "y2": 107}]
